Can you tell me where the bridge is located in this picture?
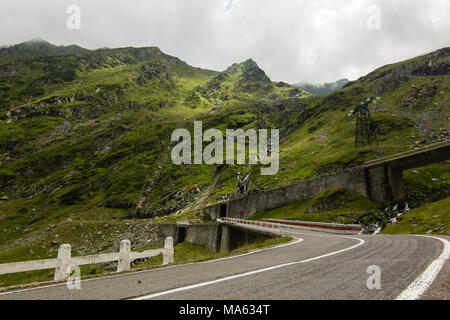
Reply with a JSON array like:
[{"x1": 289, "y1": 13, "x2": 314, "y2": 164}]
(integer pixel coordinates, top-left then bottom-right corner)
[
  {"x1": 205, "y1": 140, "x2": 450, "y2": 220},
  {"x1": 363, "y1": 140, "x2": 450, "y2": 202}
]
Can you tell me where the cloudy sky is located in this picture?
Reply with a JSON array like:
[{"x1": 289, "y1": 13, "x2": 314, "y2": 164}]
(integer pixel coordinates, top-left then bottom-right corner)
[{"x1": 0, "y1": 0, "x2": 449, "y2": 83}]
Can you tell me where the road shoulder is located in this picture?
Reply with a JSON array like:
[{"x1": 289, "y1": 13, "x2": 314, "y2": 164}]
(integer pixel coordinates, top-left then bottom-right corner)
[{"x1": 422, "y1": 236, "x2": 450, "y2": 300}]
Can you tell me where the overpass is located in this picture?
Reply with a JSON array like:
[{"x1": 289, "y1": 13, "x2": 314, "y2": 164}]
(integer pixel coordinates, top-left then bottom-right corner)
[
  {"x1": 205, "y1": 140, "x2": 450, "y2": 220},
  {"x1": 363, "y1": 140, "x2": 450, "y2": 202}
]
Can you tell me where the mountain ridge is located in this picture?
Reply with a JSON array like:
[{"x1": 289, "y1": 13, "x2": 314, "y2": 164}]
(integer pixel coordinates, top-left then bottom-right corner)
[
  {"x1": 0, "y1": 43, "x2": 448, "y2": 267},
  {"x1": 0, "y1": 39, "x2": 91, "y2": 63},
  {"x1": 293, "y1": 79, "x2": 349, "y2": 96}
]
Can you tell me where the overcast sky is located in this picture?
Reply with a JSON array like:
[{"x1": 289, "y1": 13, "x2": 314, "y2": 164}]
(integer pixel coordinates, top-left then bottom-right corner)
[{"x1": 0, "y1": 0, "x2": 449, "y2": 83}]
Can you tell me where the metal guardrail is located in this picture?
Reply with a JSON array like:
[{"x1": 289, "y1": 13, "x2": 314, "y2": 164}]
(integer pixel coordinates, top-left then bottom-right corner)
[
  {"x1": 220, "y1": 218, "x2": 282, "y2": 231},
  {"x1": 262, "y1": 218, "x2": 363, "y2": 235},
  {"x1": 0, "y1": 237, "x2": 174, "y2": 281},
  {"x1": 220, "y1": 217, "x2": 363, "y2": 235}
]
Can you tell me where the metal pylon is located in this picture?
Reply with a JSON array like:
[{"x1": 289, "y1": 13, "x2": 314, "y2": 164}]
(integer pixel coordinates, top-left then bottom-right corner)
[{"x1": 353, "y1": 97, "x2": 379, "y2": 148}]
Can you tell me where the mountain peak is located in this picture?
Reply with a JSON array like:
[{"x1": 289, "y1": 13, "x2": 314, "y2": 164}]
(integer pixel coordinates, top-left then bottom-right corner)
[
  {"x1": 204, "y1": 58, "x2": 273, "y2": 95},
  {"x1": 23, "y1": 38, "x2": 51, "y2": 45},
  {"x1": 242, "y1": 58, "x2": 257, "y2": 67}
]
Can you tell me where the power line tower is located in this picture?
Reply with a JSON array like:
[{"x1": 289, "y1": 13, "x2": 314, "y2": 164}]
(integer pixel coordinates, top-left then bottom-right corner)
[{"x1": 350, "y1": 97, "x2": 380, "y2": 148}]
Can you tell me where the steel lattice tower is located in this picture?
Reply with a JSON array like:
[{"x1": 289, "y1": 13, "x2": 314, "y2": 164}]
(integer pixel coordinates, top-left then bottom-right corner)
[{"x1": 353, "y1": 97, "x2": 379, "y2": 148}]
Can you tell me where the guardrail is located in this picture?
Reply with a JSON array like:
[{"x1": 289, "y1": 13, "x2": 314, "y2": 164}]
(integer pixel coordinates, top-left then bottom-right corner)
[
  {"x1": 220, "y1": 218, "x2": 282, "y2": 231},
  {"x1": 0, "y1": 237, "x2": 174, "y2": 281},
  {"x1": 263, "y1": 219, "x2": 363, "y2": 235},
  {"x1": 220, "y1": 217, "x2": 363, "y2": 235}
]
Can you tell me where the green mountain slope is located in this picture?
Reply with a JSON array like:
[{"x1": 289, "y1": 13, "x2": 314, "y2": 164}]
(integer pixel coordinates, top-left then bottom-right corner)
[
  {"x1": 0, "y1": 41, "x2": 313, "y2": 245},
  {"x1": 0, "y1": 42, "x2": 448, "y2": 255},
  {"x1": 247, "y1": 48, "x2": 449, "y2": 217}
]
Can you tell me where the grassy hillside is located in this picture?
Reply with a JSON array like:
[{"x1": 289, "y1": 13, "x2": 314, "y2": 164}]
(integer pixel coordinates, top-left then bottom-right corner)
[
  {"x1": 245, "y1": 48, "x2": 449, "y2": 233},
  {"x1": 381, "y1": 197, "x2": 450, "y2": 235},
  {"x1": 247, "y1": 48, "x2": 449, "y2": 195},
  {"x1": 0, "y1": 42, "x2": 313, "y2": 262},
  {"x1": 249, "y1": 187, "x2": 383, "y2": 226},
  {"x1": 0, "y1": 42, "x2": 448, "y2": 260}
]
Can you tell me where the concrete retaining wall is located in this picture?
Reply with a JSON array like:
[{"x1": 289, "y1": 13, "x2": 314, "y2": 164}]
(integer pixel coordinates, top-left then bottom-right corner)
[
  {"x1": 185, "y1": 224, "x2": 222, "y2": 252},
  {"x1": 228, "y1": 225, "x2": 279, "y2": 250},
  {"x1": 158, "y1": 224, "x2": 179, "y2": 243},
  {"x1": 162, "y1": 223, "x2": 278, "y2": 253},
  {"x1": 205, "y1": 168, "x2": 368, "y2": 220},
  {"x1": 366, "y1": 166, "x2": 390, "y2": 203}
]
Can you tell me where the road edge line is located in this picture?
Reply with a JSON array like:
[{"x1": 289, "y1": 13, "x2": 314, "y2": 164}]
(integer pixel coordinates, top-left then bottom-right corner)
[
  {"x1": 131, "y1": 236, "x2": 364, "y2": 300},
  {"x1": 396, "y1": 236, "x2": 450, "y2": 300},
  {"x1": 0, "y1": 236, "x2": 303, "y2": 296}
]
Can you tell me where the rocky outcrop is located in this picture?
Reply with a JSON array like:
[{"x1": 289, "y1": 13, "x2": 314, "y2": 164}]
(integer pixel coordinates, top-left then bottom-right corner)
[
  {"x1": 350, "y1": 47, "x2": 450, "y2": 93},
  {"x1": 400, "y1": 79, "x2": 441, "y2": 110},
  {"x1": 413, "y1": 47, "x2": 450, "y2": 76}
]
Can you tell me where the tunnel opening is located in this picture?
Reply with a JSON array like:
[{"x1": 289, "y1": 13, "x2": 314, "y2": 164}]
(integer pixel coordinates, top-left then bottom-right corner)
[
  {"x1": 219, "y1": 203, "x2": 227, "y2": 218},
  {"x1": 177, "y1": 227, "x2": 186, "y2": 243}
]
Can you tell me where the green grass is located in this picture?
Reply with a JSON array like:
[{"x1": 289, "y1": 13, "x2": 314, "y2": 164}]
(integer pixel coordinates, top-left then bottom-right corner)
[
  {"x1": 403, "y1": 161, "x2": 450, "y2": 208},
  {"x1": 381, "y1": 197, "x2": 450, "y2": 235},
  {"x1": 249, "y1": 188, "x2": 382, "y2": 224}
]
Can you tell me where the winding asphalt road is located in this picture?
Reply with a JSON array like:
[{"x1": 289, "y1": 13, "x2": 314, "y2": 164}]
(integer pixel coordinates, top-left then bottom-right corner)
[{"x1": 0, "y1": 227, "x2": 448, "y2": 300}]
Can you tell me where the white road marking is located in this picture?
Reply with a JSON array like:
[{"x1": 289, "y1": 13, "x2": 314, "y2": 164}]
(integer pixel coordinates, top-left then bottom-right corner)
[
  {"x1": 396, "y1": 236, "x2": 450, "y2": 300},
  {"x1": 131, "y1": 236, "x2": 365, "y2": 300},
  {"x1": 4, "y1": 222, "x2": 446, "y2": 300},
  {"x1": 0, "y1": 236, "x2": 303, "y2": 296},
  {"x1": 196, "y1": 237, "x2": 304, "y2": 264}
]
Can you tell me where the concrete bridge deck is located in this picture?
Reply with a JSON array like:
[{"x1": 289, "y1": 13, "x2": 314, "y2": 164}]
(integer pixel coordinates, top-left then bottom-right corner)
[
  {"x1": 363, "y1": 140, "x2": 450, "y2": 202},
  {"x1": 363, "y1": 140, "x2": 450, "y2": 170}
]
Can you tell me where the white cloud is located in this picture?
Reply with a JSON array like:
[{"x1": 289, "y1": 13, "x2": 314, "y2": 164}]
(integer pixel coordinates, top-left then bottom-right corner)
[{"x1": 0, "y1": 0, "x2": 448, "y2": 83}]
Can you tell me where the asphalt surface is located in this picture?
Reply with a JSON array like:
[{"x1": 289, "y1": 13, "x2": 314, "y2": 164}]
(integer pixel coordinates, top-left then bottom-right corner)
[{"x1": 0, "y1": 227, "x2": 446, "y2": 300}]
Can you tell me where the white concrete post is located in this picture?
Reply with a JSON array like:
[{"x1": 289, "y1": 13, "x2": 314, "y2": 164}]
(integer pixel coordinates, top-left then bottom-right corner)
[
  {"x1": 54, "y1": 244, "x2": 71, "y2": 281},
  {"x1": 163, "y1": 237, "x2": 174, "y2": 265},
  {"x1": 117, "y1": 240, "x2": 131, "y2": 272}
]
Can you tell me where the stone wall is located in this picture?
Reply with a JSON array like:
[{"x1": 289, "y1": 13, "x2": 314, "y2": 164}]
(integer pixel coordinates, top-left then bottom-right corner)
[{"x1": 205, "y1": 168, "x2": 369, "y2": 220}]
